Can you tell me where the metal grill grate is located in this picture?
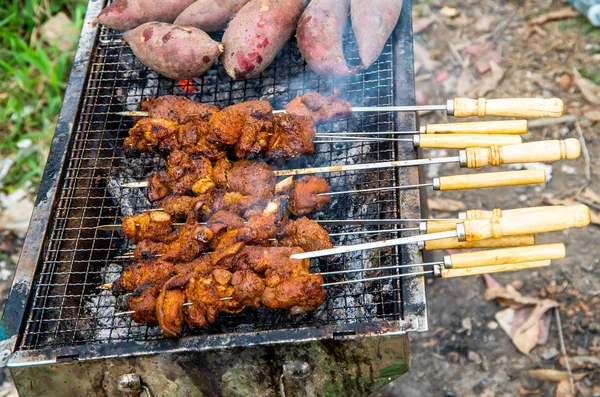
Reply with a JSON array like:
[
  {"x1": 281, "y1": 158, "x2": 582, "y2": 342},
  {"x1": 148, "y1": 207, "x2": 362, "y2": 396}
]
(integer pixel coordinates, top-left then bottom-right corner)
[{"x1": 17, "y1": 12, "x2": 414, "y2": 352}]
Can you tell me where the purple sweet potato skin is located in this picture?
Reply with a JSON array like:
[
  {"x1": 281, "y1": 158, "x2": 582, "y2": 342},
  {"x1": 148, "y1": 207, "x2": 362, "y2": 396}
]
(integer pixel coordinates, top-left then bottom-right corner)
[
  {"x1": 222, "y1": 0, "x2": 306, "y2": 79},
  {"x1": 94, "y1": 0, "x2": 197, "y2": 31},
  {"x1": 296, "y1": 0, "x2": 352, "y2": 78},
  {"x1": 174, "y1": 0, "x2": 252, "y2": 32},
  {"x1": 123, "y1": 23, "x2": 223, "y2": 80},
  {"x1": 351, "y1": 0, "x2": 403, "y2": 68}
]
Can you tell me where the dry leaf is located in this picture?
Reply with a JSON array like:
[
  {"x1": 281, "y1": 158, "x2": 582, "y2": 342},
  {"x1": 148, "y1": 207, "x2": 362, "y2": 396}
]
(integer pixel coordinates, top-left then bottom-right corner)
[
  {"x1": 470, "y1": 62, "x2": 505, "y2": 97},
  {"x1": 496, "y1": 308, "x2": 542, "y2": 354},
  {"x1": 573, "y1": 68, "x2": 600, "y2": 105},
  {"x1": 519, "y1": 386, "x2": 541, "y2": 395},
  {"x1": 529, "y1": 369, "x2": 587, "y2": 383},
  {"x1": 585, "y1": 109, "x2": 600, "y2": 122},
  {"x1": 556, "y1": 381, "x2": 575, "y2": 397},
  {"x1": 413, "y1": 42, "x2": 439, "y2": 72},
  {"x1": 40, "y1": 12, "x2": 77, "y2": 52},
  {"x1": 413, "y1": 16, "x2": 435, "y2": 33},
  {"x1": 529, "y1": 7, "x2": 580, "y2": 25},
  {"x1": 427, "y1": 197, "x2": 466, "y2": 212},
  {"x1": 464, "y1": 41, "x2": 502, "y2": 74},
  {"x1": 0, "y1": 189, "x2": 35, "y2": 236},
  {"x1": 439, "y1": 6, "x2": 459, "y2": 18}
]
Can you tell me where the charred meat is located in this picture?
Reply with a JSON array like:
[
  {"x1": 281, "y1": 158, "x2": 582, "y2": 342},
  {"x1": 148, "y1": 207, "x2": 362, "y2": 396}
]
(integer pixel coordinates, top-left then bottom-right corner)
[{"x1": 285, "y1": 92, "x2": 352, "y2": 124}]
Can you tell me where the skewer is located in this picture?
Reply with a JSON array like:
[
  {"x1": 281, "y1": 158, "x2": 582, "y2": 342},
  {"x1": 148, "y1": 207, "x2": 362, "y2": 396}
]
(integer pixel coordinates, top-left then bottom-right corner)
[
  {"x1": 120, "y1": 138, "x2": 579, "y2": 189},
  {"x1": 112, "y1": 258, "x2": 553, "y2": 317},
  {"x1": 314, "y1": 133, "x2": 523, "y2": 148},
  {"x1": 290, "y1": 205, "x2": 591, "y2": 260}
]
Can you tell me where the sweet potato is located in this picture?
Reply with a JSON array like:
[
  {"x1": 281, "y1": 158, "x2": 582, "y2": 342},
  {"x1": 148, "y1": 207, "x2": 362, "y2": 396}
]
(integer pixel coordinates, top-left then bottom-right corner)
[
  {"x1": 94, "y1": 0, "x2": 197, "y2": 31},
  {"x1": 174, "y1": 0, "x2": 252, "y2": 32},
  {"x1": 296, "y1": 0, "x2": 353, "y2": 78},
  {"x1": 123, "y1": 23, "x2": 224, "y2": 80},
  {"x1": 222, "y1": 0, "x2": 306, "y2": 79},
  {"x1": 351, "y1": 0, "x2": 403, "y2": 68}
]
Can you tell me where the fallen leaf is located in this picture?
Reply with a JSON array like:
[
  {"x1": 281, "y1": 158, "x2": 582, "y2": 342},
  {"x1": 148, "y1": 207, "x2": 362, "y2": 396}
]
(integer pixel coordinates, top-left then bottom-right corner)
[
  {"x1": 585, "y1": 109, "x2": 600, "y2": 122},
  {"x1": 573, "y1": 68, "x2": 600, "y2": 105},
  {"x1": 529, "y1": 369, "x2": 587, "y2": 383},
  {"x1": 439, "y1": 6, "x2": 460, "y2": 18},
  {"x1": 427, "y1": 197, "x2": 466, "y2": 212},
  {"x1": 464, "y1": 41, "x2": 502, "y2": 74},
  {"x1": 580, "y1": 188, "x2": 600, "y2": 205},
  {"x1": 0, "y1": 189, "x2": 35, "y2": 236},
  {"x1": 559, "y1": 356, "x2": 600, "y2": 370},
  {"x1": 39, "y1": 12, "x2": 78, "y2": 52},
  {"x1": 529, "y1": 7, "x2": 580, "y2": 25},
  {"x1": 555, "y1": 381, "x2": 575, "y2": 397},
  {"x1": 474, "y1": 15, "x2": 496, "y2": 32},
  {"x1": 519, "y1": 386, "x2": 541, "y2": 395},
  {"x1": 469, "y1": 62, "x2": 505, "y2": 97},
  {"x1": 413, "y1": 16, "x2": 435, "y2": 33},
  {"x1": 413, "y1": 42, "x2": 439, "y2": 72}
]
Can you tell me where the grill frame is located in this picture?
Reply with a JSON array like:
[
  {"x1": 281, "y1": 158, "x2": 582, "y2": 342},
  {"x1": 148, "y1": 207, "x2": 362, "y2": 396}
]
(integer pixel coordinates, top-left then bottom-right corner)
[{"x1": 0, "y1": 0, "x2": 426, "y2": 367}]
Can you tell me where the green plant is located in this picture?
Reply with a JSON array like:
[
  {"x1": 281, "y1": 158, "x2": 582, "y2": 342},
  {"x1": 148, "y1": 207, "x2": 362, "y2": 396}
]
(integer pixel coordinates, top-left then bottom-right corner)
[{"x1": 0, "y1": 0, "x2": 86, "y2": 191}]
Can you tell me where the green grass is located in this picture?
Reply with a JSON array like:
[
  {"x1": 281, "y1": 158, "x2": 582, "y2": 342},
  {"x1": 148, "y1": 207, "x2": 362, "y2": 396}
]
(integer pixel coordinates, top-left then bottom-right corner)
[{"x1": 0, "y1": 0, "x2": 86, "y2": 192}]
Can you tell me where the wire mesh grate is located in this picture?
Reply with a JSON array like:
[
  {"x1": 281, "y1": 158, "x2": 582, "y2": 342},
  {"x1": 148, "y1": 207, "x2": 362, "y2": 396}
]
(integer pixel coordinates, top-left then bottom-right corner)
[{"x1": 18, "y1": 21, "x2": 412, "y2": 351}]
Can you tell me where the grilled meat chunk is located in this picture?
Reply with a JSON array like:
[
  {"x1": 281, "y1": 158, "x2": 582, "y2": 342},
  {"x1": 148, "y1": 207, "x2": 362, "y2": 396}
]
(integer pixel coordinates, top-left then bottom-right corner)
[
  {"x1": 226, "y1": 160, "x2": 276, "y2": 198},
  {"x1": 285, "y1": 92, "x2": 352, "y2": 124},
  {"x1": 207, "y1": 211, "x2": 246, "y2": 235},
  {"x1": 124, "y1": 118, "x2": 180, "y2": 156},
  {"x1": 262, "y1": 272, "x2": 326, "y2": 314},
  {"x1": 288, "y1": 176, "x2": 332, "y2": 215},
  {"x1": 127, "y1": 284, "x2": 160, "y2": 323},
  {"x1": 113, "y1": 258, "x2": 174, "y2": 293},
  {"x1": 245, "y1": 198, "x2": 288, "y2": 244},
  {"x1": 237, "y1": 246, "x2": 310, "y2": 275},
  {"x1": 277, "y1": 217, "x2": 333, "y2": 251},
  {"x1": 176, "y1": 122, "x2": 226, "y2": 159},
  {"x1": 266, "y1": 114, "x2": 315, "y2": 161},
  {"x1": 231, "y1": 269, "x2": 265, "y2": 308},
  {"x1": 207, "y1": 101, "x2": 273, "y2": 151},
  {"x1": 185, "y1": 275, "x2": 222, "y2": 329},
  {"x1": 158, "y1": 195, "x2": 203, "y2": 220},
  {"x1": 156, "y1": 283, "x2": 186, "y2": 337},
  {"x1": 148, "y1": 150, "x2": 214, "y2": 201},
  {"x1": 121, "y1": 211, "x2": 174, "y2": 243},
  {"x1": 142, "y1": 96, "x2": 219, "y2": 124}
]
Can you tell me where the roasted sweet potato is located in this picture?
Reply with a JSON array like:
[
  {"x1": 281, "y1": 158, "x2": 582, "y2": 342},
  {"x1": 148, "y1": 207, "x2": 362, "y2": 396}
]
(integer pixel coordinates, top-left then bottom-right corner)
[
  {"x1": 123, "y1": 23, "x2": 224, "y2": 80},
  {"x1": 94, "y1": 0, "x2": 196, "y2": 31},
  {"x1": 296, "y1": 0, "x2": 353, "y2": 78},
  {"x1": 351, "y1": 0, "x2": 403, "y2": 68},
  {"x1": 174, "y1": 0, "x2": 252, "y2": 32},
  {"x1": 222, "y1": 0, "x2": 306, "y2": 79}
]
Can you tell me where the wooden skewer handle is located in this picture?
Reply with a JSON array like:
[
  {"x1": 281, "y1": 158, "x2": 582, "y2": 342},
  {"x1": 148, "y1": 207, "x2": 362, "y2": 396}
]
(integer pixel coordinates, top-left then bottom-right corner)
[
  {"x1": 462, "y1": 204, "x2": 591, "y2": 241},
  {"x1": 422, "y1": 120, "x2": 528, "y2": 135},
  {"x1": 422, "y1": 234, "x2": 535, "y2": 250},
  {"x1": 438, "y1": 260, "x2": 551, "y2": 278},
  {"x1": 415, "y1": 134, "x2": 522, "y2": 149},
  {"x1": 426, "y1": 205, "x2": 572, "y2": 232},
  {"x1": 434, "y1": 169, "x2": 546, "y2": 191},
  {"x1": 445, "y1": 243, "x2": 565, "y2": 269},
  {"x1": 463, "y1": 139, "x2": 581, "y2": 168},
  {"x1": 451, "y1": 97, "x2": 564, "y2": 118}
]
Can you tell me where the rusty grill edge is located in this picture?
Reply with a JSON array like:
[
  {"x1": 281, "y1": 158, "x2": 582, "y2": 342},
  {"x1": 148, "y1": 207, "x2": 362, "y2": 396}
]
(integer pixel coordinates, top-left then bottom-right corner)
[{"x1": 1, "y1": 0, "x2": 425, "y2": 367}]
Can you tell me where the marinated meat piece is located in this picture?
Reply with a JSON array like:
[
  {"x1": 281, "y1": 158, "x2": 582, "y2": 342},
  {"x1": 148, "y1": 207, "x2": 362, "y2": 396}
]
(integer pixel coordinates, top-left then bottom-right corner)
[
  {"x1": 232, "y1": 270, "x2": 264, "y2": 308},
  {"x1": 262, "y1": 273, "x2": 326, "y2": 314},
  {"x1": 177, "y1": 122, "x2": 226, "y2": 160},
  {"x1": 285, "y1": 92, "x2": 352, "y2": 124},
  {"x1": 185, "y1": 275, "x2": 222, "y2": 329},
  {"x1": 207, "y1": 101, "x2": 274, "y2": 148},
  {"x1": 226, "y1": 160, "x2": 276, "y2": 198},
  {"x1": 124, "y1": 118, "x2": 180, "y2": 156},
  {"x1": 266, "y1": 114, "x2": 315, "y2": 162},
  {"x1": 121, "y1": 211, "x2": 173, "y2": 243},
  {"x1": 162, "y1": 218, "x2": 214, "y2": 262},
  {"x1": 210, "y1": 227, "x2": 256, "y2": 251},
  {"x1": 245, "y1": 198, "x2": 287, "y2": 244},
  {"x1": 212, "y1": 268, "x2": 233, "y2": 286},
  {"x1": 158, "y1": 195, "x2": 203, "y2": 220},
  {"x1": 288, "y1": 176, "x2": 332, "y2": 215},
  {"x1": 127, "y1": 284, "x2": 160, "y2": 323},
  {"x1": 212, "y1": 241, "x2": 246, "y2": 268},
  {"x1": 113, "y1": 258, "x2": 174, "y2": 293},
  {"x1": 277, "y1": 217, "x2": 333, "y2": 251},
  {"x1": 212, "y1": 157, "x2": 232, "y2": 188},
  {"x1": 194, "y1": 190, "x2": 267, "y2": 219},
  {"x1": 156, "y1": 283, "x2": 186, "y2": 337},
  {"x1": 142, "y1": 96, "x2": 219, "y2": 124},
  {"x1": 238, "y1": 246, "x2": 309, "y2": 275},
  {"x1": 207, "y1": 211, "x2": 246, "y2": 235},
  {"x1": 133, "y1": 239, "x2": 165, "y2": 262},
  {"x1": 148, "y1": 150, "x2": 215, "y2": 201}
]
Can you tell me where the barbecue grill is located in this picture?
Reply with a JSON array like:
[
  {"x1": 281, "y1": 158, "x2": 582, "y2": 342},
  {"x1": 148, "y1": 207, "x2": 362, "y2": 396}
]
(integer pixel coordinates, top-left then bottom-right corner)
[{"x1": 0, "y1": 0, "x2": 425, "y2": 394}]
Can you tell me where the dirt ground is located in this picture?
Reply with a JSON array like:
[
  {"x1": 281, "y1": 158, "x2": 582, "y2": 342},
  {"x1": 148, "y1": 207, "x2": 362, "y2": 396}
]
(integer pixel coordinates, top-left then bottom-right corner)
[
  {"x1": 0, "y1": 0, "x2": 598, "y2": 396},
  {"x1": 376, "y1": 0, "x2": 600, "y2": 396}
]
